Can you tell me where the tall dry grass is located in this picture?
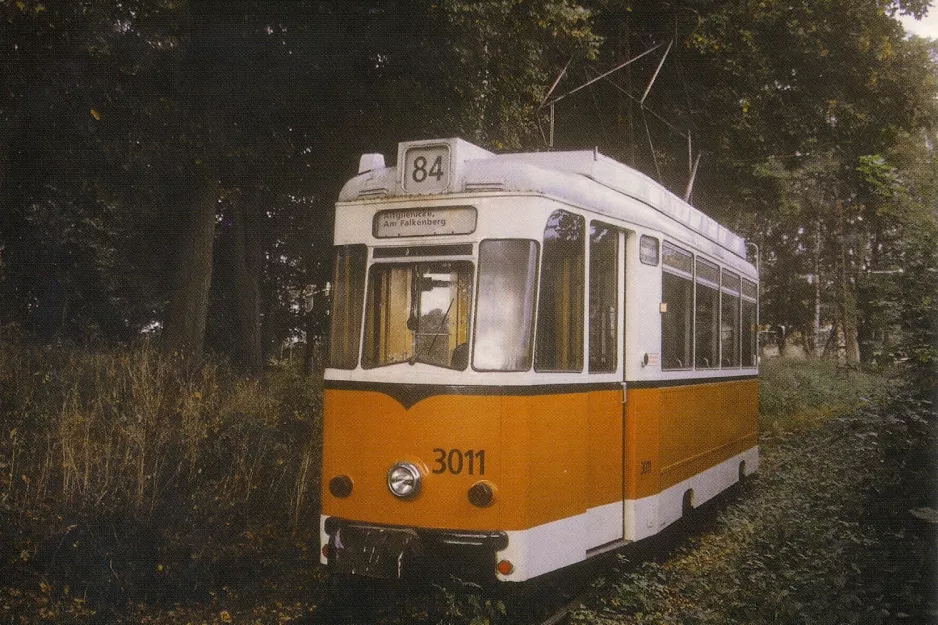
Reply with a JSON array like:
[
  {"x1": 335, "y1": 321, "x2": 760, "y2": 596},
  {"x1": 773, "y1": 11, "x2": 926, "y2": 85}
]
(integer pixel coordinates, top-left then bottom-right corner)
[{"x1": 0, "y1": 339, "x2": 323, "y2": 543}]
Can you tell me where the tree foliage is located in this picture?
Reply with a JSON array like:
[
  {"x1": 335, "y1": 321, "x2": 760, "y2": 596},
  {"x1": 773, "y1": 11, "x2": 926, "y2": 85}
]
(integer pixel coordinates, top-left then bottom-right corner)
[{"x1": 0, "y1": 0, "x2": 935, "y2": 372}]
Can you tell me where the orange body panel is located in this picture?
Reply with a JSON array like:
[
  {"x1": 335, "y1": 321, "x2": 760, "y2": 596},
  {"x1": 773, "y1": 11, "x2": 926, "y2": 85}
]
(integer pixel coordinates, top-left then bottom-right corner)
[
  {"x1": 623, "y1": 388, "x2": 660, "y2": 500},
  {"x1": 624, "y1": 379, "x2": 758, "y2": 499},
  {"x1": 586, "y1": 390, "x2": 625, "y2": 507},
  {"x1": 322, "y1": 388, "x2": 624, "y2": 532},
  {"x1": 323, "y1": 378, "x2": 757, "y2": 533}
]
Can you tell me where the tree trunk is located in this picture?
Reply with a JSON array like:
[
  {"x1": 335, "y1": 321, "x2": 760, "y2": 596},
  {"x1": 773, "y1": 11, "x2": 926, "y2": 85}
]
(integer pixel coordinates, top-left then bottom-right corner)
[
  {"x1": 857, "y1": 208, "x2": 884, "y2": 364},
  {"x1": 163, "y1": 177, "x2": 219, "y2": 360},
  {"x1": 836, "y1": 199, "x2": 861, "y2": 365},
  {"x1": 230, "y1": 196, "x2": 264, "y2": 373},
  {"x1": 842, "y1": 292, "x2": 861, "y2": 365},
  {"x1": 302, "y1": 289, "x2": 324, "y2": 376},
  {"x1": 813, "y1": 216, "x2": 823, "y2": 357}
]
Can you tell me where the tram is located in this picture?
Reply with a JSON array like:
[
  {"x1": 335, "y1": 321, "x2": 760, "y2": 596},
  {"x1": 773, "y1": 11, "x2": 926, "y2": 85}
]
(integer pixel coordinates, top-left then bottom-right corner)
[{"x1": 320, "y1": 138, "x2": 759, "y2": 582}]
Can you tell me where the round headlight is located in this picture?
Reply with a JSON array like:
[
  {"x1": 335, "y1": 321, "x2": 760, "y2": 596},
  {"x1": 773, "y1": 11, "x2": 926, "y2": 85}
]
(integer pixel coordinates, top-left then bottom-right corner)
[{"x1": 387, "y1": 461, "x2": 422, "y2": 499}]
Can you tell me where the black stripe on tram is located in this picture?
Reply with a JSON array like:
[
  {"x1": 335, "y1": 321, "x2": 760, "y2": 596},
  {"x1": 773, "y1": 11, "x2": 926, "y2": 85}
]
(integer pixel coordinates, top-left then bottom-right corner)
[
  {"x1": 627, "y1": 374, "x2": 758, "y2": 389},
  {"x1": 324, "y1": 375, "x2": 758, "y2": 409},
  {"x1": 373, "y1": 243, "x2": 474, "y2": 258}
]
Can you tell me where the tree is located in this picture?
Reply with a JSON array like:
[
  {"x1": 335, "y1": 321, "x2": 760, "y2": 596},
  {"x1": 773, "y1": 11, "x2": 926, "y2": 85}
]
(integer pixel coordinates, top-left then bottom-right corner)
[
  {"x1": 3, "y1": 0, "x2": 933, "y2": 376},
  {"x1": 1, "y1": 0, "x2": 601, "y2": 361},
  {"x1": 0, "y1": 0, "x2": 192, "y2": 340},
  {"x1": 855, "y1": 138, "x2": 938, "y2": 385},
  {"x1": 580, "y1": 1, "x2": 937, "y2": 365}
]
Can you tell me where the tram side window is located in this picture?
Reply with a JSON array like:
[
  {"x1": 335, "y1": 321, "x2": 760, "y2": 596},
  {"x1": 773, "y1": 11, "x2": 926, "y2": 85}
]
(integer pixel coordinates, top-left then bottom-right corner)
[
  {"x1": 328, "y1": 244, "x2": 367, "y2": 369},
  {"x1": 661, "y1": 243, "x2": 693, "y2": 370},
  {"x1": 741, "y1": 279, "x2": 758, "y2": 367},
  {"x1": 695, "y1": 258, "x2": 720, "y2": 369},
  {"x1": 721, "y1": 269, "x2": 741, "y2": 367},
  {"x1": 589, "y1": 223, "x2": 618, "y2": 373},
  {"x1": 474, "y1": 240, "x2": 538, "y2": 371},
  {"x1": 535, "y1": 210, "x2": 585, "y2": 372},
  {"x1": 640, "y1": 235, "x2": 659, "y2": 266}
]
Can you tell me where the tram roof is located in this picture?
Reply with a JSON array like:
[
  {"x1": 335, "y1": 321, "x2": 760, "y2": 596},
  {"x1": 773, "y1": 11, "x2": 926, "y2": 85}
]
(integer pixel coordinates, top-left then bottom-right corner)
[{"x1": 339, "y1": 138, "x2": 748, "y2": 259}]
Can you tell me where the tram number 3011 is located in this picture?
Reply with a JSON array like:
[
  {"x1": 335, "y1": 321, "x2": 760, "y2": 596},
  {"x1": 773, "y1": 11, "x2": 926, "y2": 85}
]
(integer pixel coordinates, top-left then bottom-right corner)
[{"x1": 432, "y1": 448, "x2": 485, "y2": 476}]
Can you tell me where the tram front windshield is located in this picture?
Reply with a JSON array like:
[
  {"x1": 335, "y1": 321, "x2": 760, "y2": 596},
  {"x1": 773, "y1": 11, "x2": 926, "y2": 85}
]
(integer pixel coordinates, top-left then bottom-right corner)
[{"x1": 362, "y1": 261, "x2": 473, "y2": 370}]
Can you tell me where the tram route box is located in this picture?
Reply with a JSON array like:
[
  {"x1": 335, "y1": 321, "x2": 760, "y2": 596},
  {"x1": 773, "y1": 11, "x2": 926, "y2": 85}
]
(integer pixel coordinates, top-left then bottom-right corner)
[{"x1": 397, "y1": 138, "x2": 496, "y2": 196}]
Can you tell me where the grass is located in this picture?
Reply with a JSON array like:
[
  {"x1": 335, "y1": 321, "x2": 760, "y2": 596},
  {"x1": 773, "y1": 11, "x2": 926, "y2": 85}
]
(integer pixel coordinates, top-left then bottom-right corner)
[
  {"x1": 0, "y1": 348, "x2": 933, "y2": 624},
  {"x1": 0, "y1": 338, "x2": 325, "y2": 622},
  {"x1": 758, "y1": 357, "x2": 882, "y2": 427}
]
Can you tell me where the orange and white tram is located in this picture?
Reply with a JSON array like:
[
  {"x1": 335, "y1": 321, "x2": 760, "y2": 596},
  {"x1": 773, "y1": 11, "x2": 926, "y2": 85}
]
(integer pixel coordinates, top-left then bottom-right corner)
[{"x1": 320, "y1": 138, "x2": 759, "y2": 582}]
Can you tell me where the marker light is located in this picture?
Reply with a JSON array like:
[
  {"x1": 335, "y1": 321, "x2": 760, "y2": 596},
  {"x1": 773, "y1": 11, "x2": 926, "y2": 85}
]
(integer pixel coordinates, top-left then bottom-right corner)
[
  {"x1": 467, "y1": 481, "x2": 495, "y2": 508},
  {"x1": 387, "y1": 462, "x2": 422, "y2": 499},
  {"x1": 329, "y1": 475, "x2": 353, "y2": 498},
  {"x1": 496, "y1": 559, "x2": 514, "y2": 576}
]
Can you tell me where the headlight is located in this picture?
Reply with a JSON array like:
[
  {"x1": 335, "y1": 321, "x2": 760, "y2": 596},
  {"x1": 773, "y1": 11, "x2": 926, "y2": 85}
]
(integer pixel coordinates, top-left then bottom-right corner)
[{"x1": 387, "y1": 461, "x2": 422, "y2": 499}]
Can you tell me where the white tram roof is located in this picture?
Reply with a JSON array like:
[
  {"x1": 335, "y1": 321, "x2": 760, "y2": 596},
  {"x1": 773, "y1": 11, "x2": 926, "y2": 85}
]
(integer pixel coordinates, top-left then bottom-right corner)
[{"x1": 339, "y1": 137, "x2": 748, "y2": 260}]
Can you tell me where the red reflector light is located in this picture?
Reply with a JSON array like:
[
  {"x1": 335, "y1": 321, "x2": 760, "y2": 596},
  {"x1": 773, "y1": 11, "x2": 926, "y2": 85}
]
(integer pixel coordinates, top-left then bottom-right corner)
[
  {"x1": 496, "y1": 559, "x2": 514, "y2": 576},
  {"x1": 321, "y1": 545, "x2": 329, "y2": 559},
  {"x1": 329, "y1": 475, "x2": 353, "y2": 498},
  {"x1": 467, "y1": 481, "x2": 495, "y2": 508}
]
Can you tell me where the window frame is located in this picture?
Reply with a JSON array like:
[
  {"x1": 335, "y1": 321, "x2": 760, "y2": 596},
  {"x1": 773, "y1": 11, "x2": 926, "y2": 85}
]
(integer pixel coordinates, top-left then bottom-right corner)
[
  {"x1": 588, "y1": 221, "x2": 620, "y2": 374},
  {"x1": 361, "y1": 259, "x2": 475, "y2": 370},
  {"x1": 694, "y1": 257, "x2": 721, "y2": 370},
  {"x1": 640, "y1": 234, "x2": 660, "y2": 266},
  {"x1": 741, "y1": 278, "x2": 758, "y2": 368},
  {"x1": 327, "y1": 244, "x2": 368, "y2": 370},
  {"x1": 720, "y1": 268, "x2": 742, "y2": 368},
  {"x1": 661, "y1": 241, "x2": 694, "y2": 371},
  {"x1": 472, "y1": 238, "x2": 540, "y2": 372},
  {"x1": 534, "y1": 210, "x2": 586, "y2": 373}
]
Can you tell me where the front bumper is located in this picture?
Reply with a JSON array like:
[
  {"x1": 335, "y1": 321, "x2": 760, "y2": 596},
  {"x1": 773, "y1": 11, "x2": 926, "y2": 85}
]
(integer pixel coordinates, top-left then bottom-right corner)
[{"x1": 323, "y1": 517, "x2": 508, "y2": 582}]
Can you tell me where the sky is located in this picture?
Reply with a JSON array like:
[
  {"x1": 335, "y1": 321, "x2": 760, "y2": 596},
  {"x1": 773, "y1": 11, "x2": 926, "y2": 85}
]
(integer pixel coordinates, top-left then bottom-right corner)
[{"x1": 899, "y1": 5, "x2": 938, "y2": 39}]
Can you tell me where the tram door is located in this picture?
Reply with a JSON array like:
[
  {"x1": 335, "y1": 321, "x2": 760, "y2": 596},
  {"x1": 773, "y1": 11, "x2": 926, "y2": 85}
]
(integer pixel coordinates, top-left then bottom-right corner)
[{"x1": 585, "y1": 224, "x2": 625, "y2": 549}]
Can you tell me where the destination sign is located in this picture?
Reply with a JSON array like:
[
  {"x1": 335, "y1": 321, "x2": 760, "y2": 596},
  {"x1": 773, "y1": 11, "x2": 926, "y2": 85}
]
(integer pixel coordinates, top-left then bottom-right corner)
[{"x1": 374, "y1": 207, "x2": 477, "y2": 238}]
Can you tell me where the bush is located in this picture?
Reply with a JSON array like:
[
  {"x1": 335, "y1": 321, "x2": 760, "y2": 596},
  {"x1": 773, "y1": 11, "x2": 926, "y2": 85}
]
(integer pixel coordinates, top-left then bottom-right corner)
[{"x1": 758, "y1": 357, "x2": 883, "y2": 429}]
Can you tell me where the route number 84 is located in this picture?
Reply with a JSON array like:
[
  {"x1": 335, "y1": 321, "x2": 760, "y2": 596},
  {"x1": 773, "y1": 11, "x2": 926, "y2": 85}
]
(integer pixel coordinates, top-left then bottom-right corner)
[
  {"x1": 411, "y1": 155, "x2": 444, "y2": 182},
  {"x1": 403, "y1": 145, "x2": 449, "y2": 192}
]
